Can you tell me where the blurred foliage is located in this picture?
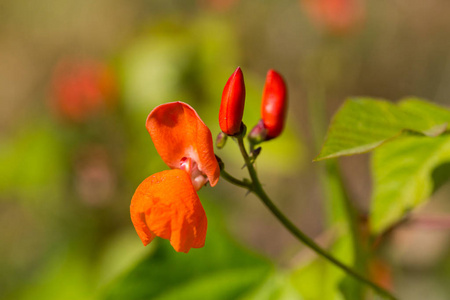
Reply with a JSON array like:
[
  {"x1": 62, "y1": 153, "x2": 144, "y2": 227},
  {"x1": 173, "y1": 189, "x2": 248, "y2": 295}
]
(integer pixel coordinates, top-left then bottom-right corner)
[
  {"x1": 372, "y1": 135, "x2": 450, "y2": 233},
  {"x1": 317, "y1": 98, "x2": 450, "y2": 233},
  {"x1": 316, "y1": 98, "x2": 450, "y2": 161},
  {"x1": 0, "y1": 121, "x2": 65, "y2": 201},
  {"x1": 291, "y1": 236, "x2": 352, "y2": 300},
  {"x1": 1, "y1": 1, "x2": 450, "y2": 300}
]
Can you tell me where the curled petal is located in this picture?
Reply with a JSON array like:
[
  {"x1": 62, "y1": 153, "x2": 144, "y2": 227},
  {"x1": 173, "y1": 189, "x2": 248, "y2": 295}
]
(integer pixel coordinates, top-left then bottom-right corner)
[
  {"x1": 130, "y1": 169, "x2": 207, "y2": 253},
  {"x1": 146, "y1": 102, "x2": 220, "y2": 187}
]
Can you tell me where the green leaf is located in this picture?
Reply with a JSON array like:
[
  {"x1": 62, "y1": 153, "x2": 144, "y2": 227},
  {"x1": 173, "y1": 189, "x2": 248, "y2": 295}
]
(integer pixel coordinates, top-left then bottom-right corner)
[
  {"x1": 370, "y1": 135, "x2": 450, "y2": 233},
  {"x1": 315, "y1": 98, "x2": 450, "y2": 161}
]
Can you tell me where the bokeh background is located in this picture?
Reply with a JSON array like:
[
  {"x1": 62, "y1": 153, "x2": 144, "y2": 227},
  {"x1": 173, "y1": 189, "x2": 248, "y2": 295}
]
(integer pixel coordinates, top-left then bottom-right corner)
[{"x1": 1, "y1": 0, "x2": 450, "y2": 299}]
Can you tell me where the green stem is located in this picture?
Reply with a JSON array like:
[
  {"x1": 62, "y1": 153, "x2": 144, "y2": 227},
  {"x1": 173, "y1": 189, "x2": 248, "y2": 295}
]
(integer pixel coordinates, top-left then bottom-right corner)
[
  {"x1": 323, "y1": 160, "x2": 367, "y2": 296},
  {"x1": 220, "y1": 169, "x2": 252, "y2": 189},
  {"x1": 306, "y1": 39, "x2": 367, "y2": 297},
  {"x1": 231, "y1": 136, "x2": 396, "y2": 300}
]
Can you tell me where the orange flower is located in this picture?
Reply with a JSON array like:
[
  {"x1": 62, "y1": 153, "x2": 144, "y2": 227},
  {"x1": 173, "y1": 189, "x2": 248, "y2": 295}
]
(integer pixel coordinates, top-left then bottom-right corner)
[{"x1": 130, "y1": 102, "x2": 220, "y2": 253}]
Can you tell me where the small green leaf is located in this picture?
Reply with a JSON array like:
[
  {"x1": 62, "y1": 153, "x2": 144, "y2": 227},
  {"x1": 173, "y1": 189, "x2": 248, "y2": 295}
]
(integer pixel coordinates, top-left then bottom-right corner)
[
  {"x1": 370, "y1": 135, "x2": 450, "y2": 233},
  {"x1": 315, "y1": 98, "x2": 450, "y2": 161}
]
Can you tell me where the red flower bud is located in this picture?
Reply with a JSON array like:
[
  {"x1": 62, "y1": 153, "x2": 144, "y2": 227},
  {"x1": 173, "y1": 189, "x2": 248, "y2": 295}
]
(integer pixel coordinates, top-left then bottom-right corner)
[
  {"x1": 261, "y1": 70, "x2": 287, "y2": 139},
  {"x1": 219, "y1": 67, "x2": 246, "y2": 135}
]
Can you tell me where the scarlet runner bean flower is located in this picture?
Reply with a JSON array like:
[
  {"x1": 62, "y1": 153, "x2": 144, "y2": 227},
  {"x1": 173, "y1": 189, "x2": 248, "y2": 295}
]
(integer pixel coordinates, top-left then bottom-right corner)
[
  {"x1": 219, "y1": 67, "x2": 246, "y2": 135},
  {"x1": 130, "y1": 102, "x2": 220, "y2": 253}
]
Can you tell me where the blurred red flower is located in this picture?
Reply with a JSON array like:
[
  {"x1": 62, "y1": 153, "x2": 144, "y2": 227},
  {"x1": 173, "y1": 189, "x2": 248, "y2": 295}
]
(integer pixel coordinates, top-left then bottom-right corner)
[
  {"x1": 301, "y1": 0, "x2": 365, "y2": 35},
  {"x1": 50, "y1": 59, "x2": 116, "y2": 122}
]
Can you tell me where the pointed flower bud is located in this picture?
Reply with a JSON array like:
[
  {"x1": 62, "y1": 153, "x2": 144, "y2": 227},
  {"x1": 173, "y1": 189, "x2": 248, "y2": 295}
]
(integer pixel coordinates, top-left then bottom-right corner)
[
  {"x1": 261, "y1": 69, "x2": 287, "y2": 140},
  {"x1": 219, "y1": 67, "x2": 246, "y2": 135}
]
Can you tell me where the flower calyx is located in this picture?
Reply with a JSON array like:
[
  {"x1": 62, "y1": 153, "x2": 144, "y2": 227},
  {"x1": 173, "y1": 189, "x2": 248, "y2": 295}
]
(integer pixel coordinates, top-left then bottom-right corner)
[{"x1": 248, "y1": 119, "x2": 268, "y2": 146}]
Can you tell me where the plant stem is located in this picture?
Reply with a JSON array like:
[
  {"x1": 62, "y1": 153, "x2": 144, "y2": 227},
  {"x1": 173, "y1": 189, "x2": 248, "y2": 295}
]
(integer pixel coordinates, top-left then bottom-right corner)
[
  {"x1": 231, "y1": 136, "x2": 396, "y2": 300},
  {"x1": 219, "y1": 169, "x2": 252, "y2": 189},
  {"x1": 306, "y1": 39, "x2": 367, "y2": 297},
  {"x1": 324, "y1": 160, "x2": 367, "y2": 296}
]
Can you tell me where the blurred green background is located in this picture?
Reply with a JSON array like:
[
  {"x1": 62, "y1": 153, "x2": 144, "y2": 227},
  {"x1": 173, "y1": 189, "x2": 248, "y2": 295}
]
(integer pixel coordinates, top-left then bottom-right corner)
[{"x1": 1, "y1": 1, "x2": 450, "y2": 299}]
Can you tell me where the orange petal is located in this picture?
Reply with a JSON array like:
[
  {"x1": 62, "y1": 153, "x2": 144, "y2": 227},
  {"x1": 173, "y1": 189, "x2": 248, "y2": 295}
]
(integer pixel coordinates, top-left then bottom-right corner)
[
  {"x1": 146, "y1": 102, "x2": 220, "y2": 187},
  {"x1": 130, "y1": 169, "x2": 207, "y2": 253}
]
